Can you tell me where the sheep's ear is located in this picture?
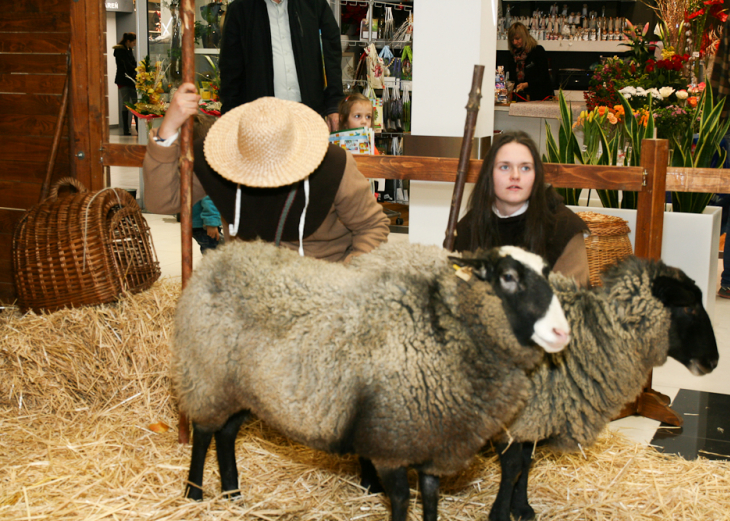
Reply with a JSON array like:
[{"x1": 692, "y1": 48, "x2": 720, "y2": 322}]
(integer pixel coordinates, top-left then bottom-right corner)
[
  {"x1": 449, "y1": 256, "x2": 492, "y2": 281},
  {"x1": 652, "y1": 276, "x2": 697, "y2": 307}
]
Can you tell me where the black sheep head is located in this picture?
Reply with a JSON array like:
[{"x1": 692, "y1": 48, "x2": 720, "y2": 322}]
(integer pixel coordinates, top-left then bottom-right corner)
[
  {"x1": 450, "y1": 246, "x2": 570, "y2": 354},
  {"x1": 652, "y1": 274, "x2": 719, "y2": 376}
]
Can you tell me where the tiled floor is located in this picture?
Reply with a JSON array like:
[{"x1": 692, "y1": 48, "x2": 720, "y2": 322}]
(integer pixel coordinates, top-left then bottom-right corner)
[{"x1": 110, "y1": 136, "x2": 730, "y2": 461}]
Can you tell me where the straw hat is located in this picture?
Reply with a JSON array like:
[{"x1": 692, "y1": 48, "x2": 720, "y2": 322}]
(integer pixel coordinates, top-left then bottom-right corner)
[{"x1": 203, "y1": 97, "x2": 330, "y2": 188}]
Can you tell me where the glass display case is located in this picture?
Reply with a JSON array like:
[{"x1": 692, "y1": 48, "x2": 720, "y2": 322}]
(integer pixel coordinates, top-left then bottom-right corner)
[{"x1": 144, "y1": 0, "x2": 224, "y2": 91}]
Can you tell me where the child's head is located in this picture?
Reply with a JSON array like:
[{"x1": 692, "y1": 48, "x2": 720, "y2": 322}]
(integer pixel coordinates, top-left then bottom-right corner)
[{"x1": 338, "y1": 93, "x2": 373, "y2": 130}]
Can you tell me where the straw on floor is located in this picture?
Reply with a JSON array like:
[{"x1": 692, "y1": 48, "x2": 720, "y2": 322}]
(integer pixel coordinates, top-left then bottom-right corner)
[{"x1": 1, "y1": 281, "x2": 729, "y2": 520}]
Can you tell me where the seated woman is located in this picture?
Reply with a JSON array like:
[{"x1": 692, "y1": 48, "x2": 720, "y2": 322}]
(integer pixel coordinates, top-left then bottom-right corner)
[
  {"x1": 449, "y1": 131, "x2": 590, "y2": 286},
  {"x1": 506, "y1": 22, "x2": 554, "y2": 102}
]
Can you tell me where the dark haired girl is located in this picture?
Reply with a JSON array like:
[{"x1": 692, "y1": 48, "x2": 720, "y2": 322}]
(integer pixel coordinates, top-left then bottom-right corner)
[{"x1": 450, "y1": 131, "x2": 590, "y2": 286}]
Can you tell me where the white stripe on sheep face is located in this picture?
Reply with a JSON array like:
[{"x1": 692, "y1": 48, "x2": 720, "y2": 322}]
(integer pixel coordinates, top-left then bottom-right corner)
[
  {"x1": 498, "y1": 246, "x2": 571, "y2": 353},
  {"x1": 452, "y1": 246, "x2": 570, "y2": 354}
]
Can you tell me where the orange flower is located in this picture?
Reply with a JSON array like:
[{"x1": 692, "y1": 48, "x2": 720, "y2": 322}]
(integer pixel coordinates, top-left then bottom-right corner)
[
  {"x1": 597, "y1": 106, "x2": 608, "y2": 117},
  {"x1": 688, "y1": 96, "x2": 699, "y2": 108}
]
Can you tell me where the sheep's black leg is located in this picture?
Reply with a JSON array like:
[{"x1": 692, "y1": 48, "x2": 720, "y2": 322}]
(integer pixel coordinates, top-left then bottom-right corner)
[
  {"x1": 488, "y1": 442, "x2": 524, "y2": 521},
  {"x1": 418, "y1": 472, "x2": 439, "y2": 521},
  {"x1": 186, "y1": 424, "x2": 214, "y2": 500},
  {"x1": 214, "y1": 410, "x2": 250, "y2": 498},
  {"x1": 378, "y1": 466, "x2": 410, "y2": 521},
  {"x1": 509, "y1": 443, "x2": 536, "y2": 520},
  {"x1": 359, "y1": 456, "x2": 384, "y2": 493}
]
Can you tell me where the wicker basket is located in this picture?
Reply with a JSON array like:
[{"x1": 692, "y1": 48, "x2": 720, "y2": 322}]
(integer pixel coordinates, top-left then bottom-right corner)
[
  {"x1": 13, "y1": 178, "x2": 161, "y2": 313},
  {"x1": 577, "y1": 211, "x2": 634, "y2": 287}
]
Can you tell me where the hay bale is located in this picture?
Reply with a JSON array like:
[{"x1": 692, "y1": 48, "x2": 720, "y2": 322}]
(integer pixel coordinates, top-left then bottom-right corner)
[{"x1": 1, "y1": 282, "x2": 729, "y2": 520}]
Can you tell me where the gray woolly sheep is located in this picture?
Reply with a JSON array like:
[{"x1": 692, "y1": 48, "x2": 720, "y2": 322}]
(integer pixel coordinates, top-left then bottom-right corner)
[
  {"x1": 487, "y1": 256, "x2": 719, "y2": 521},
  {"x1": 172, "y1": 240, "x2": 571, "y2": 521}
]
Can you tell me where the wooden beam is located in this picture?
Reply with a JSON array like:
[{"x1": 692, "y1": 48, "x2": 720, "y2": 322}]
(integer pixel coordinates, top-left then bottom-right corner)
[
  {"x1": 102, "y1": 144, "x2": 730, "y2": 195},
  {"x1": 667, "y1": 167, "x2": 730, "y2": 193},
  {"x1": 69, "y1": 0, "x2": 105, "y2": 191},
  {"x1": 635, "y1": 139, "x2": 668, "y2": 260}
]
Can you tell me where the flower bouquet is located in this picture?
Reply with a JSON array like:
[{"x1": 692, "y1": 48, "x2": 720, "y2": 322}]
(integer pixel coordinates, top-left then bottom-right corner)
[
  {"x1": 126, "y1": 55, "x2": 169, "y2": 126},
  {"x1": 198, "y1": 55, "x2": 221, "y2": 117}
]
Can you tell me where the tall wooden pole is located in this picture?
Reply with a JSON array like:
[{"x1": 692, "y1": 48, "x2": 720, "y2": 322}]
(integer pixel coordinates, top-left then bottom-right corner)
[
  {"x1": 443, "y1": 65, "x2": 485, "y2": 252},
  {"x1": 177, "y1": 0, "x2": 196, "y2": 445}
]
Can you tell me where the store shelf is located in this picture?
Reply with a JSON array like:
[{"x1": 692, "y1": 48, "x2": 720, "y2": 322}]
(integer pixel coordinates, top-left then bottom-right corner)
[
  {"x1": 496, "y1": 40, "x2": 626, "y2": 52},
  {"x1": 194, "y1": 48, "x2": 220, "y2": 55}
]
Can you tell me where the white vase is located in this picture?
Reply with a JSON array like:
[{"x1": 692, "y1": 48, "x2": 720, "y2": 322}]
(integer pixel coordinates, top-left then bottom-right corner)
[{"x1": 569, "y1": 205, "x2": 722, "y2": 321}]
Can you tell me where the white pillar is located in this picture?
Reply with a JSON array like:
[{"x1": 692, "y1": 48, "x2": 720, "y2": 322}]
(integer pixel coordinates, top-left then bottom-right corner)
[{"x1": 408, "y1": 0, "x2": 497, "y2": 246}]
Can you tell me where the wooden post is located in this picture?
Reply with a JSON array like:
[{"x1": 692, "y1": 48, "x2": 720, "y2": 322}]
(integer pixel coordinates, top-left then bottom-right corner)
[
  {"x1": 177, "y1": 0, "x2": 196, "y2": 445},
  {"x1": 40, "y1": 59, "x2": 71, "y2": 202},
  {"x1": 617, "y1": 139, "x2": 683, "y2": 426},
  {"x1": 443, "y1": 65, "x2": 485, "y2": 252}
]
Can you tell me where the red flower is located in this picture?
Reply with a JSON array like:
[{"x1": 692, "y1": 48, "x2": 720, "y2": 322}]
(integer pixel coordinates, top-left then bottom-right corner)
[
  {"x1": 704, "y1": 0, "x2": 723, "y2": 5},
  {"x1": 711, "y1": 3, "x2": 728, "y2": 22},
  {"x1": 688, "y1": 8, "x2": 706, "y2": 19},
  {"x1": 646, "y1": 63, "x2": 655, "y2": 73}
]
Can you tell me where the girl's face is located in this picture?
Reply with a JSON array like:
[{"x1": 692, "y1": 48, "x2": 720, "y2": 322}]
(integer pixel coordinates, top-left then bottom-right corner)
[
  {"x1": 347, "y1": 101, "x2": 373, "y2": 129},
  {"x1": 511, "y1": 34, "x2": 524, "y2": 50},
  {"x1": 127, "y1": 39, "x2": 137, "y2": 49},
  {"x1": 492, "y1": 142, "x2": 535, "y2": 216}
]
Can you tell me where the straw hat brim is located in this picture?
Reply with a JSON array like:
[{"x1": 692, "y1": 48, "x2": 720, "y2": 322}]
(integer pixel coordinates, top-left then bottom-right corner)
[{"x1": 203, "y1": 98, "x2": 330, "y2": 188}]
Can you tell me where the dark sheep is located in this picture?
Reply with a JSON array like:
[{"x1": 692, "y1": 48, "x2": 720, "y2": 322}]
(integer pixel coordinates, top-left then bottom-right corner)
[
  {"x1": 488, "y1": 256, "x2": 719, "y2": 521},
  {"x1": 171, "y1": 241, "x2": 571, "y2": 521}
]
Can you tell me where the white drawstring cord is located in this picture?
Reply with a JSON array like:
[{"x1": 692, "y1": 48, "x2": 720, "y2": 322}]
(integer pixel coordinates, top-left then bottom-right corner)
[
  {"x1": 229, "y1": 184, "x2": 241, "y2": 236},
  {"x1": 297, "y1": 177, "x2": 310, "y2": 256}
]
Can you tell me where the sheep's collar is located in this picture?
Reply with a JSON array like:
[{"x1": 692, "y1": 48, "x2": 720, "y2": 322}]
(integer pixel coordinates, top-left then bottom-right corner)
[{"x1": 453, "y1": 264, "x2": 473, "y2": 282}]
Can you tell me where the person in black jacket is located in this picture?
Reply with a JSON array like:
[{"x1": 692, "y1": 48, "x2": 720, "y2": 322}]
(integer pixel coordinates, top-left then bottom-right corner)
[
  {"x1": 218, "y1": 0, "x2": 343, "y2": 130},
  {"x1": 112, "y1": 32, "x2": 138, "y2": 136},
  {"x1": 506, "y1": 23, "x2": 554, "y2": 102}
]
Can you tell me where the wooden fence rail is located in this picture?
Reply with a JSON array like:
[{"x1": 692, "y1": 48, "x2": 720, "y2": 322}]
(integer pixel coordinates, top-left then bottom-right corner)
[{"x1": 101, "y1": 144, "x2": 730, "y2": 194}]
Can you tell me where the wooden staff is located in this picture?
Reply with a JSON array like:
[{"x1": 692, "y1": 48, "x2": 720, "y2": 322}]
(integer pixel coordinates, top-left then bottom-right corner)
[
  {"x1": 39, "y1": 51, "x2": 71, "y2": 202},
  {"x1": 177, "y1": 0, "x2": 196, "y2": 445},
  {"x1": 443, "y1": 65, "x2": 485, "y2": 252}
]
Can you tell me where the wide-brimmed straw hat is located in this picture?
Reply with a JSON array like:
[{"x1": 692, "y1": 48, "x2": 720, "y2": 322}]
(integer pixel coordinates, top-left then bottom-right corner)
[{"x1": 203, "y1": 97, "x2": 329, "y2": 188}]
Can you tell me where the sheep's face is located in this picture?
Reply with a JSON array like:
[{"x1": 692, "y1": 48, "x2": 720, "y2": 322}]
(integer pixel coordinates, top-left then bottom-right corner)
[
  {"x1": 652, "y1": 274, "x2": 719, "y2": 376},
  {"x1": 450, "y1": 246, "x2": 570, "y2": 354}
]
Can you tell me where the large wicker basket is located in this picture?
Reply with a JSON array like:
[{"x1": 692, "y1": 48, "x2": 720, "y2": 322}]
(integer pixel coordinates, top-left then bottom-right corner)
[
  {"x1": 13, "y1": 178, "x2": 161, "y2": 313},
  {"x1": 577, "y1": 211, "x2": 634, "y2": 287}
]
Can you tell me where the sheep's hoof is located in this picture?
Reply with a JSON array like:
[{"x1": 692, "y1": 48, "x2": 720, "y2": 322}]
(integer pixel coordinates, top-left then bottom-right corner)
[
  {"x1": 510, "y1": 505, "x2": 535, "y2": 520},
  {"x1": 222, "y1": 490, "x2": 242, "y2": 501},
  {"x1": 360, "y1": 475, "x2": 385, "y2": 494},
  {"x1": 185, "y1": 484, "x2": 204, "y2": 501}
]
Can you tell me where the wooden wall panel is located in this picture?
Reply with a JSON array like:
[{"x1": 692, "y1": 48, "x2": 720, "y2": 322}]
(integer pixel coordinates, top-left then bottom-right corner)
[
  {"x1": 0, "y1": 160, "x2": 70, "y2": 185},
  {"x1": 0, "y1": 34, "x2": 69, "y2": 53},
  {"x1": 0, "y1": 208, "x2": 25, "y2": 235},
  {"x1": 0, "y1": 95, "x2": 62, "y2": 117},
  {"x1": 0, "y1": 115, "x2": 66, "y2": 137},
  {"x1": 0, "y1": 232, "x2": 14, "y2": 285},
  {"x1": 0, "y1": 0, "x2": 72, "y2": 305},
  {"x1": 0, "y1": 54, "x2": 67, "y2": 74},
  {"x1": 5, "y1": 0, "x2": 70, "y2": 14},
  {"x1": 0, "y1": 74, "x2": 66, "y2": 94},
  {"x1": 2, "y1": 136, "x2": 69, "y2": 164},
  {"x1": 0, "y1": 13, "x2": 70, "y2": 32}
]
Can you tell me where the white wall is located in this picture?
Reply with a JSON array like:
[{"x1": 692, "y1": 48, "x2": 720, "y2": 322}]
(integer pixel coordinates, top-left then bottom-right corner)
[
  {"x1": 107, "y1": 12, "x2": 119, "y2": 126},
  {"x1": 408, "y1": 0, "x2": 497, "y2": 246}
]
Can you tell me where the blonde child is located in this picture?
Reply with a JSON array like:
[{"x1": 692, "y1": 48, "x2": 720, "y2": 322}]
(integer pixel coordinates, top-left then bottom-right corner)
[{"x1": 338, "y1": 93, "x2": 373, "y2": 130}]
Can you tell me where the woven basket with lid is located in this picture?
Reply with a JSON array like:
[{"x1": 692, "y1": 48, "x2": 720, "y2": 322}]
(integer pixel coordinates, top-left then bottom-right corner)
[
  {"x1": 13, "y1": 178, "x2": 161, "y2": 313},
  {"x1": 577, "y1": 211, "x2": 633, "y2": 287}
]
